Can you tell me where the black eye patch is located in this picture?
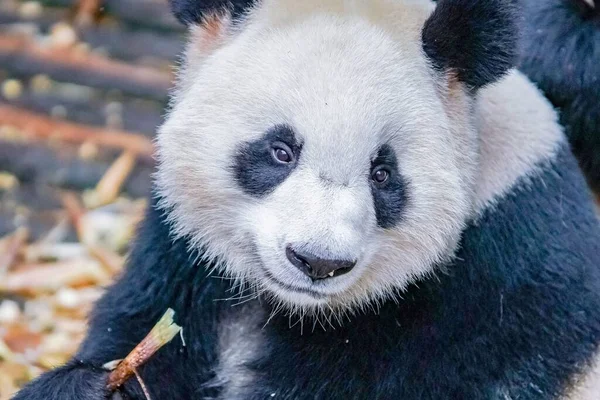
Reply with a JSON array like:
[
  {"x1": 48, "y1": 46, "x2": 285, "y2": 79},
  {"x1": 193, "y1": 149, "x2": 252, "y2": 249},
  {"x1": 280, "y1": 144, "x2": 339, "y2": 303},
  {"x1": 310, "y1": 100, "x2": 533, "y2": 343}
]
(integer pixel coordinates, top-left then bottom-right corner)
[
  {"x1": 233, "y1": 125, "x2": 302, "y2": 197},
  {"x1": 371, "y1": 145, "x2": 409, "y2": 229}
]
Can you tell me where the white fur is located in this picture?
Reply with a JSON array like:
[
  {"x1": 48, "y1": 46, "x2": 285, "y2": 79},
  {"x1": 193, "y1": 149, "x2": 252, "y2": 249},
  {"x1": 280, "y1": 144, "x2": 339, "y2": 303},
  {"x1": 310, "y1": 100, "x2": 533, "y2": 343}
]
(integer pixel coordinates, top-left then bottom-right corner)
[
  {"x1": 205, "y1": 303, "x2": 266, "y2": 399},
  {"x1": 155, "y1": 0, "x2": 562, "y2": 316},
  {"x1": 473, "y1": 70, "x2": 566, "y2": 213},
  {"x1": 565, "y1": 350, "x2": 600, "y2": 400}
]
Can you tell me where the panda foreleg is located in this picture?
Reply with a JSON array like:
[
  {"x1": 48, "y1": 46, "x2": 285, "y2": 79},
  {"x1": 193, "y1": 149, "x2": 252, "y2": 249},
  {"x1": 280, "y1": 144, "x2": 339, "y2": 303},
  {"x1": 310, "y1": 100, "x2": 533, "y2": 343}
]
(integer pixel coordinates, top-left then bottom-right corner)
[{"x1": 11, "y1": 361, "x2": 116, "y2": 400}]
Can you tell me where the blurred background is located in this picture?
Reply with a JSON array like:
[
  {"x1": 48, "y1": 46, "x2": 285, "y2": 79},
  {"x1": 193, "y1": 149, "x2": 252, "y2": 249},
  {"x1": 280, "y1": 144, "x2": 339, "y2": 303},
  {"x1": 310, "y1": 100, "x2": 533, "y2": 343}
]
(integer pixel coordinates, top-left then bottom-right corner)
[{"x1": 0, "y1": 0, "x2": 181, "y2": 396}]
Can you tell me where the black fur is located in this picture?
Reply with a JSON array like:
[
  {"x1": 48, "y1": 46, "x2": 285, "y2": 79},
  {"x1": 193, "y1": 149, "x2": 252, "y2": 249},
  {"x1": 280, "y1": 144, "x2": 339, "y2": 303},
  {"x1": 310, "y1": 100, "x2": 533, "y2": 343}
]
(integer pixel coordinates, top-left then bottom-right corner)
[
  {"x1": 169, "y1": 0, "x2": 257, "y2": 25},
  {"x1": 14, "y1": 144, "x2": 600, "y2": 400},
  {"x1": 422, "y1": 0, "x2": 519, "y2": 89},
  {"x1": 371, "y1": 145, "x2": 408, "y2": 229},
  {"x1": 234, "y1": 125, "x2": 302, "y2": 197},
  {"x1": 518, "y1": 0, "x2": 600, "y2": 193},
  {"x1": 13, "y1": 361, "x2": 113, "y2": 399}
]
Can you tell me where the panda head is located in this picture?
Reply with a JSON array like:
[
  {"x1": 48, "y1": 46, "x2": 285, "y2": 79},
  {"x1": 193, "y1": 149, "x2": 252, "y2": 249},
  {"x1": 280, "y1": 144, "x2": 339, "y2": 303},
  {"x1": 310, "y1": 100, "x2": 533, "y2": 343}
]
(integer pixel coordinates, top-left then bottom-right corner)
[{"x1": 157, "y1": 0, "x2": 518, "y2": 314}]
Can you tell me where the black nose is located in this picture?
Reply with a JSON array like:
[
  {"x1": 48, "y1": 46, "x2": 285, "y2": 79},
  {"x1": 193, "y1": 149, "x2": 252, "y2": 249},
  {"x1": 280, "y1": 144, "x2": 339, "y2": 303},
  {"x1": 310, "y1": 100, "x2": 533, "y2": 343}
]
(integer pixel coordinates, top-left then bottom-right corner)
[{"x1": 286, "y1": 247, "x2": 356, "y2": 280}]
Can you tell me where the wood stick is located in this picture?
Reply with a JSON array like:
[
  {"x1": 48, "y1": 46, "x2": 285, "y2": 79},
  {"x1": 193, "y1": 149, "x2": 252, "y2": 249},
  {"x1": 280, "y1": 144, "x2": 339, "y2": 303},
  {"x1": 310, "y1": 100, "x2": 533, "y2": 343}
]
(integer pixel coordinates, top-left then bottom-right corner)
[
  {"x1": 0, "y1": 5, "x2": 67, "y2": 30},
  {"x1": 0, "y1": 227, "x2": 29, "y2": 275},
  {"x1": 38, "y1": 0, "x2": 184, "y2": 32},
  {"x1": 1, "y1": 81, "x2": 164, "y2": 136},
  {"x1": 60, "y1": 191, "x2": 86, "y2": 241},
  {"x1": 0, "y1": 140, "x2": 153, "y2": 197},
  {"x1": 105, "y1": 309, "x2": 182, "y2": 392},
  {"x1": 0, "y1": 103, "x2": 155, "y2": 158},
  {"x1": 86, "y1": 151, "x2": 137, "y2": 208},
  {"x1": 0, "y1": 8, "x2": 183, "y2": 63},
  {"x1": 0, "y1": 34, "x2": 173, "y2": 100},
  {"x1": 74, "y1": 0, "x2": 104, "y2": 26}
]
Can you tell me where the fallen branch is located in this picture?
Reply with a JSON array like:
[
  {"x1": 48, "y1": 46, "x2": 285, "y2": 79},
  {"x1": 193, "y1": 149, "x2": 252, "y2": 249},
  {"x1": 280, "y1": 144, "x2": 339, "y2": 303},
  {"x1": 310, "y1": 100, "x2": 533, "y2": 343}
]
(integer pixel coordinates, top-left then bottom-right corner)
[
  {"x1": 74, "y1": 0, "x2": 104, "y2": 26},
  {"x1": 1, "y1": 78, "x2": 164, "y2": 136},
  {"x1": 0, "y1": 33, "x2": 173, "y2": 100},
  {"x1": 0, "y1": 140, "x2": 153, "y2": 197},
  {"x1": 60, "y1": 191, "x2": 86, "y2": 240},
  {"x1": 0, "y1": 184, "x2": 69, "y2": 241},
  {"x1": 39, "y1": 0, "x2": 184, "y2": 32},
  {"x1": 0, "y1": 227, "x2": 29, "y2": 275},
  {"x1": 105, "y1": 309, "x2": 182, "y2": 394},
  {"x1": 0, "y1": 4, "x2": 66, "y2": 30},
  {"x1": 84, "y1": 151, "x2": 137, "y2": 208},
  {"x1": 0, "y1": 104, "x2": 155, "y2": 158},
  {"x1": 0, "y1": 7, "x2": 183, "y2": 63},
  {"x1": 0, "y1": 257, "x2": 110, "y2": 294},
  {"x1": 87, "y1": 245, "x2": 124, "y2": 274}
]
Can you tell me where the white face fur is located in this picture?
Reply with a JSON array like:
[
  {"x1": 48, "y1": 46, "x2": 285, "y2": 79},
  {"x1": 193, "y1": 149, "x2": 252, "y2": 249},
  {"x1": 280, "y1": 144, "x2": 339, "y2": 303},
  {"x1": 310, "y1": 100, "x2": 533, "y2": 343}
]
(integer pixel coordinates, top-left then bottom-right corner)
[{"x1": 156, "y1": 0, "x2": 480, "y2": 314}]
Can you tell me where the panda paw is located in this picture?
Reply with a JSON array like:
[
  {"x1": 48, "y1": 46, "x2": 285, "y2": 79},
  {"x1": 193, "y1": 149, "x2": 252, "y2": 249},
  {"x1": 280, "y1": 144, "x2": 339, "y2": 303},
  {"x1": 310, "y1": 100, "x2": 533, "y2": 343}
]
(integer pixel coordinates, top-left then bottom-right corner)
[{"x1": 12, "y1": 361, "x2": 122, "y2": 400}]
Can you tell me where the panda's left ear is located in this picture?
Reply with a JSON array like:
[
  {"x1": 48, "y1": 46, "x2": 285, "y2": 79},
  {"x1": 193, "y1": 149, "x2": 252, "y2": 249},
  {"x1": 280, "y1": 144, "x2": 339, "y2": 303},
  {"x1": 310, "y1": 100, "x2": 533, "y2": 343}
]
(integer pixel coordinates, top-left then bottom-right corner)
[
  {"x1": 169, "y1": 0, "x2": 257, "y2": 26},
  {"x1": 422, "y1": 0, "x2": 519, "y2": 90}
]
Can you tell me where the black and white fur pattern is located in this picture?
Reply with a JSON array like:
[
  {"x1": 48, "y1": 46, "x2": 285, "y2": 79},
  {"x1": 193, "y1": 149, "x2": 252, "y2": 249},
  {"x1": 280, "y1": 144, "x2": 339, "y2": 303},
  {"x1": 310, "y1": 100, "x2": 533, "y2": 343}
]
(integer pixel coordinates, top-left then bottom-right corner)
[
  {"x1": 158, "y1": 0, "x2": 517, "y2": 314},
  {"x1": 14, "y1": 1, "x2": 600, "y2": 399},
  {"x1": 517, "y1": 0, "x2": 600, "y2": 194}
]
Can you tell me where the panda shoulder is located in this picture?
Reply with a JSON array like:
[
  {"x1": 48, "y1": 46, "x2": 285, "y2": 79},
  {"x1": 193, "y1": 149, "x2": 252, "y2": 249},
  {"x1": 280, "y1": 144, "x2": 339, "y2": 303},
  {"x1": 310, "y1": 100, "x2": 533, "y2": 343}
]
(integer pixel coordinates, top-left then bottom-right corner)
[{"x1": 472, "y1": 69, "x2": 567, "y2": 211}]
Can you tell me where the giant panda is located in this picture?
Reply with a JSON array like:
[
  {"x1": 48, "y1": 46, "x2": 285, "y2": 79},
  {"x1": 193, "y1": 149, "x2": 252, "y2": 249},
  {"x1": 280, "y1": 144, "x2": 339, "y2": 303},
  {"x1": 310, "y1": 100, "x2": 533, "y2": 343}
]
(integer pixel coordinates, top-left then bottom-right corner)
[
  {"x1": 13, "y1": 0, "x2": 600, "y2": 399},
  {"x1": 518, "y1": 0, "x2": 600, "y2": 195}
]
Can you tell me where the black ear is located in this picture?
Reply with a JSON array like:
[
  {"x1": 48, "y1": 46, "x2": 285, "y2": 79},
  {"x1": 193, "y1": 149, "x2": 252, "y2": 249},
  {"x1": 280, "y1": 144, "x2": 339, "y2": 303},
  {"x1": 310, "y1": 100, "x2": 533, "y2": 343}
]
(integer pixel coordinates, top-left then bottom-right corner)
[
  {"x1": 169, "y1": 0, "x2": 257, "y2": 26},
  {"x1": 422, "y1": 0, "x2": 519, "y2": 90}
]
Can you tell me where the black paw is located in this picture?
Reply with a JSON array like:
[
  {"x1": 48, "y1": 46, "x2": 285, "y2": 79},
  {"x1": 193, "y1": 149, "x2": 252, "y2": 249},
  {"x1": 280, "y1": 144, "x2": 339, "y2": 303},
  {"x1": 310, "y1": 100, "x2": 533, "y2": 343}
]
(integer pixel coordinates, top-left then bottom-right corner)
[{"x1": 12, "y1": 362, "x2": 112, "y2": 400}]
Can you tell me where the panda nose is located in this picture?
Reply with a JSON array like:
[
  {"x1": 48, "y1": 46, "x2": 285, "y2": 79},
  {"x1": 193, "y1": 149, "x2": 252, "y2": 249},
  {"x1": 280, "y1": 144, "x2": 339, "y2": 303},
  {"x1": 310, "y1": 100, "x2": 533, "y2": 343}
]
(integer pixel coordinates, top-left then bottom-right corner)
[{"x1": 285, "y1": 246, "x2": 356, "y2": 280}]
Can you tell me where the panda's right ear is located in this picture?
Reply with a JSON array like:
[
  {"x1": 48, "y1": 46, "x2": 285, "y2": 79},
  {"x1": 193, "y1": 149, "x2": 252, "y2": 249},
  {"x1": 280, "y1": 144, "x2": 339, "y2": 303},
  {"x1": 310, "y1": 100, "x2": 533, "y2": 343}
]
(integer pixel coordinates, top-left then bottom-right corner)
[
  {"x1": 422, "y1": 0, "x2": 519, "y2": 90},
  {"x1": 169, "y1": 0, "x2": 257, "y2": 26}
]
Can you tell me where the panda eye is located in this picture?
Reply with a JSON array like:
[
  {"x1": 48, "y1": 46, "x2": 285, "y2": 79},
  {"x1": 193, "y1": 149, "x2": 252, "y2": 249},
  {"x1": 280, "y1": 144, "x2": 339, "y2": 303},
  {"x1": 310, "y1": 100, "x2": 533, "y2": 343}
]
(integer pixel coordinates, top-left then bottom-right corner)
[
  {"x1": 371, "y1": 166, "x2": 391, "y2": 186},
  {"x1": 271, "y1": 143, "x2": 294, "y2": 164}
]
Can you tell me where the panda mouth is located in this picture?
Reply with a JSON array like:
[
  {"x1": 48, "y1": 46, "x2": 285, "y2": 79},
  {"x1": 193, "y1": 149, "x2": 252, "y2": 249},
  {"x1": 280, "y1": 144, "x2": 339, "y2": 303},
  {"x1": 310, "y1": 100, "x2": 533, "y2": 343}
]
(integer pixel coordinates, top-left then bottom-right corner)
[{"x1": 261, "y1": 267, "x2": 328, "y2": 299}]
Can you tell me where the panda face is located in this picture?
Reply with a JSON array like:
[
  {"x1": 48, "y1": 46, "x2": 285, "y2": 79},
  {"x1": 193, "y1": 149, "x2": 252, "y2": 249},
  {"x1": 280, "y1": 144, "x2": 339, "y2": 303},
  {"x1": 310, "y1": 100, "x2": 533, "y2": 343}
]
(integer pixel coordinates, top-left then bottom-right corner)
[{"x1": 157, "y1": 0, "x2": 516, "y2": 313}]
